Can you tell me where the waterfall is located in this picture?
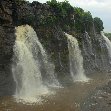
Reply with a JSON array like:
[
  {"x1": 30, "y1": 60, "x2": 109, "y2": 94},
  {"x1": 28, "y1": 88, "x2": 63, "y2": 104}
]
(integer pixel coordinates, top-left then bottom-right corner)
[
  {"x1": 65, "y1": 33, "x2": 89, "y2": 82},
  {"x1": 12, "y1": 25, "x2": 59, "y2": 103},
  {"x1": 101, "y1": 32, "x2": 111, "y2": 63}
]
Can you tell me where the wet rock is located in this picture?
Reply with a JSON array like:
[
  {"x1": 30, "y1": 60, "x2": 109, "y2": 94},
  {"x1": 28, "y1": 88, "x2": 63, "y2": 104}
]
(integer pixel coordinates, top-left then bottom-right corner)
[
  {"x1": 81, "y1": 80, "x2": 111, "y2": 111},
  {"x1": 0, "y1": 0, "x2": 111, "y2": 95},
  {"x1": 0, "y1": 0, "x2": 16, "y2": 95},
  {"x1": 81, "y1": 32, "x2": 110, "y2": 74}
]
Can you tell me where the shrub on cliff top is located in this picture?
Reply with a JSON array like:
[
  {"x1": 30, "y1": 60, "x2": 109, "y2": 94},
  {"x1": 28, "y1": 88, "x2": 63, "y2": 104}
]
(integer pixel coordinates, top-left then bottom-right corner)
[
  {"x1": 47, "y1": 0, "x2": 74, "y2": 23},
  {"x1": 15, "y1": 0, "x2": 26, "y2": 5},
  {"x1": 105, "y1": 33, "x2": 111, "y2": 40},
  {"x1": 14, "y1": 0, "x2": 104, "y2": 34},
  {"x1": 46, "y1": 0, "x2": 104, "y2": 33},
  {"x1": 94, "y1": 17, "x2": 104, "y2": 33}
]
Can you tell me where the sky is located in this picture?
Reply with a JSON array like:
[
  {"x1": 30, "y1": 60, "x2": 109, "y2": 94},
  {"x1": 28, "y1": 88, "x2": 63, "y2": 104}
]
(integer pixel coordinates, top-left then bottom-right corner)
[{"x1": 28, "y1": 0, "x2": 111, "y2": 32}]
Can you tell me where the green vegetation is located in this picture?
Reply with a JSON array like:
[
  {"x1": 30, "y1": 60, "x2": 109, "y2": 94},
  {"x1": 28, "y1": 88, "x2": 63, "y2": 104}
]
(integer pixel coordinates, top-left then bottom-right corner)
[
  {"x1": 16, "y1": 0, "x2": 104, "y2": 33},
  {"x1": 15, "y1": 0, "x2": 27, "y2": 5},
  {"x1": 105, "y1": 33, "x2": 111, "y2": 40},
  {"x1": 46, "y1": 0, "x2": 74, "y2": 26},
  {"x1": 94, "y1": 17, "x2": 104, "y2": 33},
  {"x1": 46, "y1": 0, "x2": 104, "y2": 33},
  {"x1": 74, "y1": 8, "x2": 93, "y2": 33}
]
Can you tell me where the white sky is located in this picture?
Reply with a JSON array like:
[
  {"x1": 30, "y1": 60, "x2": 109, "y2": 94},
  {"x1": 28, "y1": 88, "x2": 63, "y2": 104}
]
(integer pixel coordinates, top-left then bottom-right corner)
[{"x1": 28, "y1": 0, "x2": 111, "y2": 32}]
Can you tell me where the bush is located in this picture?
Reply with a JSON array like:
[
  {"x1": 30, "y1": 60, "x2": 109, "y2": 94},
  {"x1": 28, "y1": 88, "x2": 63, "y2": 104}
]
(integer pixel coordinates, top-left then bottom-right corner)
[
  {"x1": 94, "y1": 17, "x2": 104, "y2": 33},
  {"x1": 105, "y1": 33, "x2": 111, "y2": 40},
  {"x1": 46, "y1": 0, "x2": 104, "y2": 34}
]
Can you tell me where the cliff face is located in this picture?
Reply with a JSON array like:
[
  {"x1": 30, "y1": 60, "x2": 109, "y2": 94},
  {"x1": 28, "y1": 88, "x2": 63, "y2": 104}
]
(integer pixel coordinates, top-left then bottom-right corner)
[
  {"x1": 14, "y1": 1, "x2": 70, "y2": 83},
  {"x1": 12, "y1": 0, "x2": 111, "y2": 77},
  {"x1": 81, "y1": 33, "x2": 110, "y2": 74},
  {"x1": 0, "y1": 0, "x2": 16, "y2": 95},
  {"x1": 0, "y1": 0, "x2": 110, "y2": 94}
]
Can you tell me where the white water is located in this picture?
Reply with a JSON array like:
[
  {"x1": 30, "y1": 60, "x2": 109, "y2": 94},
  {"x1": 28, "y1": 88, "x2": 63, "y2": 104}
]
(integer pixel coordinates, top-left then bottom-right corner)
[
  {"x1": 65, "y1": 33, "x2": 89, "y2": 82},
  {"x1": 101, "y1": 32, "x2": 111, "y2": 62},
  {"x1": 12, "y1": 25, "x2": 59, "y2": 103}
]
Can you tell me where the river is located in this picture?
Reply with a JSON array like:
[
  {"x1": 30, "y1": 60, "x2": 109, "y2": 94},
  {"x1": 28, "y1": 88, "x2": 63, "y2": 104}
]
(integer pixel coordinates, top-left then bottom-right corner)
[{"x1": 0, "y1": 73, "x2": 110, "y2": 111}]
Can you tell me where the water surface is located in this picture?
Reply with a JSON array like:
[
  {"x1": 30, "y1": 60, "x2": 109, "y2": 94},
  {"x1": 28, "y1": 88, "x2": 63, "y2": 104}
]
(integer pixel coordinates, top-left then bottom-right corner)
[{"x1": 0, "y1": 73, "x2": 110, "y2": 111}]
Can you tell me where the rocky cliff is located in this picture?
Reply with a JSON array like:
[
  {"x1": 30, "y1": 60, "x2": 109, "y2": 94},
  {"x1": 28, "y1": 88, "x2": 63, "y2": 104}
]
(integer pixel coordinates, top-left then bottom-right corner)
[
  {"x1": 0, "y1": 0, "x2": 16, "y2": 95},
  {"x1": 0, "y1": 0, "x2": 110, "y2": 94},
  {"x1": 81, "y1": 32, "x2": 110, "y2": 74}
]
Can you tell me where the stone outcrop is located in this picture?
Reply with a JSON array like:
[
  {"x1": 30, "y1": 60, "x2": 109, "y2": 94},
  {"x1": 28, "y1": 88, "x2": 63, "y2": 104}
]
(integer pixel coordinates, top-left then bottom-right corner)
[
  {"x1": 0, "y1": 0, "x2": 16, "y2": 95},
  {"x1": 0, "y1": 0, "x2": 110, "y2": 94},
  {"x1": 80, "y1": 32, "x2": 111, "y2": 74}
]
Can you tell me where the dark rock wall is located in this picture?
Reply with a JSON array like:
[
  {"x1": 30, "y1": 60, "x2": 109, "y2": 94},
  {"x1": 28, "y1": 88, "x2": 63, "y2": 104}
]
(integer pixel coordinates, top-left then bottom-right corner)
[
  {"x1": 0, "y1": 0, "x2": 111, "y2": 95},
  {"x1": 0, "y1": 0, "x2": 16, "y2": 95},
  {"x1": 80, "y1": 32, "x2": 111, "y2": 74},
  {"x1": 15, "y1": 1, "x2": 70, "y2": 82},
  {"x1": 35, "y1": 26, "x2": 70, "y2": 83}
]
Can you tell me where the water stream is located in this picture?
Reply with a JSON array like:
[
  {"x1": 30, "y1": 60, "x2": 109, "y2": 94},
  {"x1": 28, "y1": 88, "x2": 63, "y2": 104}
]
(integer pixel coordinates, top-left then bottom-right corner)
[
  {"x1": 101, "y1": 32, "x2": 111, "y2": 63},
  {"x1": 12, "y1": 25, "x2": 59, "y2": 103},
  {"x1": 0, "y1": 27, "x2": 110, "y2": 110},
  {"x1": 65, "y1": 33, "x2": 89, "y2": 82}
]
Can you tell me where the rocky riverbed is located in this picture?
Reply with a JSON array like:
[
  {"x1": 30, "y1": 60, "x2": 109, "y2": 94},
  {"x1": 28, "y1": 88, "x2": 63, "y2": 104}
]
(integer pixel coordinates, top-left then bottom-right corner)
[
  {"x1": 81, "y1": 74, "x2": 111, "y2": 111},
  {"x1": 0, "y1": 73, "x2": 110, "y2": 111}
]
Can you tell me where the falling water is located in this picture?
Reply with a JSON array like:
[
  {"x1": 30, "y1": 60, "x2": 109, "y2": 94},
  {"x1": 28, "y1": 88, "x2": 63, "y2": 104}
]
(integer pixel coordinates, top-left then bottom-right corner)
[
  {"x1": 101, "y1": 32, "x2": 111, "y2": 62},
  {"x1": 12, "y1": 25, "x2": 59, "y2": 103},
  {"x1": 65, "y1": 33, "x2": 89, "y2": 82}
]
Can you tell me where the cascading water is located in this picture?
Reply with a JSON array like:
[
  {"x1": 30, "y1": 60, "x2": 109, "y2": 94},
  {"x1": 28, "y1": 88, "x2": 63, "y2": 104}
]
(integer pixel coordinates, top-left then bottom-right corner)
[
  {"x1": 101, "y1": 32, "x2": 111, "y2": 63},
  {"x1": 65, "y1": 33, "x2": 89, "y2": 82},
  {"x1": 12, "y1": 25, "x2": 59, "y2": 103}
]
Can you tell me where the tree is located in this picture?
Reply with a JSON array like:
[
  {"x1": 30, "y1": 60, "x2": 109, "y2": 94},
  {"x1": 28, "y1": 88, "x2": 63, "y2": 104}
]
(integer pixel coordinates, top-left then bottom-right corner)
[
  {"x1": 46, "y1": 0, "x2": 104, "y2": 33},
  {"x1": 94, "y1": 17, "x2": 104, "y2": 33},
  {"x1": 105, "y1": 33, "x2": 111, "y2": 40},
  {"x1": 82, "y1": 11, "x2": 93, "y2": 32}
]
